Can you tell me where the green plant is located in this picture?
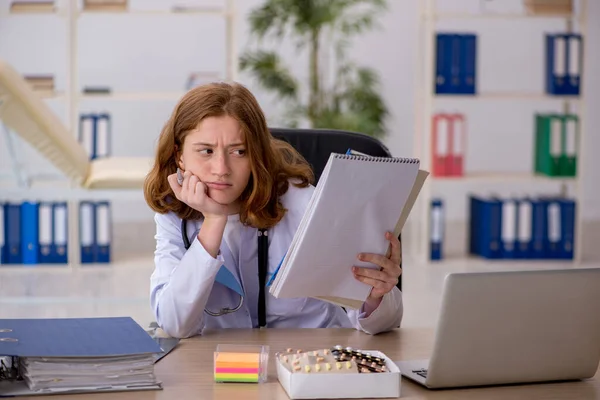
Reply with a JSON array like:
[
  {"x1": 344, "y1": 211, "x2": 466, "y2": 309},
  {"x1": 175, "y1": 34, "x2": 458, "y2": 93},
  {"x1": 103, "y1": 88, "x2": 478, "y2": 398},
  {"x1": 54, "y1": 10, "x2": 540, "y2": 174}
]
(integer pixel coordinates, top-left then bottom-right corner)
[{"x1": 240, "y1": 0, "x2": 389, "y2": 138}]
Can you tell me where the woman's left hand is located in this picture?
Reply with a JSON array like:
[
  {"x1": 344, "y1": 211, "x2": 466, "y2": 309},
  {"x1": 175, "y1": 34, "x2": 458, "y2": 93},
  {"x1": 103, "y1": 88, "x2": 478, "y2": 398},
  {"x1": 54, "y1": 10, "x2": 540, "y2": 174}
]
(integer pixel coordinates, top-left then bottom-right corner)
[{"x1": 353, "y1": 231, "x2": 402, "y2": 303}]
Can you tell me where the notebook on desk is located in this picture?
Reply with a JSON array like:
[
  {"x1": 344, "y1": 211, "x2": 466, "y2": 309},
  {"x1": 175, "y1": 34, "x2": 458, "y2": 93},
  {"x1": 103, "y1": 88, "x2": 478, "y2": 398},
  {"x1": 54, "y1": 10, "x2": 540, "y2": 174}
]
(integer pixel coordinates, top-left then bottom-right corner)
[
  {"x1": 269, "y1": 152, "x2": 429, "y2": 309},
  {"x1": 0, "y1": 317, "x2": 163, "y2": 397}
]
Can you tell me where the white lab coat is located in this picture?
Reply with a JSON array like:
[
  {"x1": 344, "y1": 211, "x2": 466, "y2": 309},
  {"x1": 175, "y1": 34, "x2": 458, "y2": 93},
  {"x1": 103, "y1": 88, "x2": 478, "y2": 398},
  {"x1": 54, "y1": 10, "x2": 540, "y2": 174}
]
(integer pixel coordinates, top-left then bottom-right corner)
[{"x1": 150, "y1": 181, "x2": 403, "y2": 338}]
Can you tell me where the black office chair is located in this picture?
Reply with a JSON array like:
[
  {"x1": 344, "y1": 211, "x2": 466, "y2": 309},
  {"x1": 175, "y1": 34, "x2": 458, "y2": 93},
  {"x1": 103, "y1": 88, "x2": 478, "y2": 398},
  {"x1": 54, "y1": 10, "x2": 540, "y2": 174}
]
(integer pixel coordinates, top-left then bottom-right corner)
[{"x1": 269, "y1": 127, "x2": 402, "y2": 292}]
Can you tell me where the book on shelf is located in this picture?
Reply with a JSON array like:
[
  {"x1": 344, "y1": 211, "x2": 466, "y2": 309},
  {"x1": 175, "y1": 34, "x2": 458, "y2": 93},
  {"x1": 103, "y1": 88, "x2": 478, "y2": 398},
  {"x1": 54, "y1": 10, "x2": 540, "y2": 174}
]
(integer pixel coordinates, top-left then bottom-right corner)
[
  {"x1": 9, "y1": 1, "x2": 55, "y2": 13},
  {"x1": 82, "y1": 0, "x2": 127, "y2": 12}
]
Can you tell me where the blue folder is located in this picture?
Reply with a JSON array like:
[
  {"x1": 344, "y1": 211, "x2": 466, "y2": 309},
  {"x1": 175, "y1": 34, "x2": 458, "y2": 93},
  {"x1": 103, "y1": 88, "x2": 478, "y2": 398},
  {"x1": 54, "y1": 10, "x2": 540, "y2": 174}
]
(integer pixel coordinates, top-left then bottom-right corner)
[
  {"x1": 2, "y1": 202, "x2": 22, "y2": 264},
  {"x1": 468, "y1": 195, "x2": 502, "y2": 259},
  {"x1": 430, "y1": 199, "x2": 444, "y2": 260},
  {"x1": 460, "y1": 33, "x2": 477, "y2": 94},
  {"x1": 20, "y1": 201, "x2": 39, "y2": 265},
  {"x1": 94, "y1": 113, "x2": 111, "y2": 159},
  {"x1": 530, "y1": 197, "x2": 547, "y2": 259},
  {"x1": 0, "y1": 317, "x2": 161, "y2": 357},
  {"x1": 95, "y1": 201, "x2": 111, "y2": 263},
  {"x1": 79, "y1": 201, "x2": 96, "y2": 264},
  {"x1": 37, "y1": 202, "x2": 53, "y2": 264},
  {"x1": 51, "y1": 202, "x2": 68, "y2": 264},
  {"x1": 546, "y1": 33, "x2": 582, "y2": 96},
  {"x1": 544, "y1": 197, "x2": 562, "y2": 259},
  {"x1": 558, "y1": 197, "x2": 576, "y2": 259},
  {"x1": 0, "y1": 317, "x2": 163, "y2": 397},
  {"x1": 79, "y1": 114, "x2": 96, "y2": 160}
]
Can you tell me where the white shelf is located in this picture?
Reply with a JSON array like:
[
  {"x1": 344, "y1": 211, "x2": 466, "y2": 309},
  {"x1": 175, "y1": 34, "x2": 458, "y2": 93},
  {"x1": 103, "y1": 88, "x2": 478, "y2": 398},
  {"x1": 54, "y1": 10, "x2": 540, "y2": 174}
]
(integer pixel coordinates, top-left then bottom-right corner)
[
  {"x1": 1, "y1": 8, "x2": 226, "y2": 17},
  {"x1": 411, "y1": 0, "x2": 588, "y2": 264},
  {"x1": 433, "y1": 93, "x2": 582, "y2": 101},
  {"x1": 430, "y1": 172, "x2": 578, "y2": 183},
  {"x1": 78, "y1": 8, "x2": 227, "y2": 16},
  {"x1": 80, "y1": 91, "x2": 186, "y2": 101},
  {"x1": 426, "y1": 12, "x2": 581, "y2": 21},
  {"x1": 1, "y1": 0, "x2": 239, "y2": 267}
]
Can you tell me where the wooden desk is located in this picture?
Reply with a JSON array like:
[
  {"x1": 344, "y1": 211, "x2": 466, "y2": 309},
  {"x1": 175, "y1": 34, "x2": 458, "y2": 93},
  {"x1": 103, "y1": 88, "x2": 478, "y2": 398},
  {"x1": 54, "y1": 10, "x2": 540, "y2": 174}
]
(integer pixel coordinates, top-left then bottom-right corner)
[{"x1": 18, "y1": 328, "x2": 600, "y2": 399}]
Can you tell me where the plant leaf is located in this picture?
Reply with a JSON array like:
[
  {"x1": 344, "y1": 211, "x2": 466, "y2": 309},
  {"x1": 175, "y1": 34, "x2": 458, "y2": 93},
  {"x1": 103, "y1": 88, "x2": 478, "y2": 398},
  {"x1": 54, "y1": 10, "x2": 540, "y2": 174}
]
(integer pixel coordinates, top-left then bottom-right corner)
[{"x1": 239, "y1": 51, "x2": 299, "y2": 102}]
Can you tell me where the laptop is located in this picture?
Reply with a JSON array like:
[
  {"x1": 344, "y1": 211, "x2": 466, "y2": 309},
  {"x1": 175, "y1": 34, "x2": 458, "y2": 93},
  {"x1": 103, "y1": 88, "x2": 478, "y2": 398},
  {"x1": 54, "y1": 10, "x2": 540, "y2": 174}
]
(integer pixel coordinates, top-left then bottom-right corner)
[{"x1": 396, "y1": 268, "x2": 600, "y2": 389}]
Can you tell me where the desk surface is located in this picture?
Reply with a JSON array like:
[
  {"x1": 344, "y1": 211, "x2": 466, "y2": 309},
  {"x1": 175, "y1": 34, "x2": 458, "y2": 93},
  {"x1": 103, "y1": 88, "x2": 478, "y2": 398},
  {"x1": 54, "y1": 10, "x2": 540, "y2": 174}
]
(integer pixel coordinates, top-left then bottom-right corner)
[{"x1": 17, "y1": 328, "x2": 600, "y2": 400}]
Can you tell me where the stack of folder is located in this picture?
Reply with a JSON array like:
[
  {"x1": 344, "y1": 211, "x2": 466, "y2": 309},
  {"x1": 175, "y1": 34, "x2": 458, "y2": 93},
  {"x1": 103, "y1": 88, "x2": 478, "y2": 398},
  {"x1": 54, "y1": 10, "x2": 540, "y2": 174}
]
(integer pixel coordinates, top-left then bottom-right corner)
[
  {"x1": 534, "y1": 113, "x2": 578, "y2": 177},
  {"x1": 468, "y1": 194, "x2": 575, "y2": 260},
  {"x1": 0, "y1": 317, "x2": 163, "y2": 396}
]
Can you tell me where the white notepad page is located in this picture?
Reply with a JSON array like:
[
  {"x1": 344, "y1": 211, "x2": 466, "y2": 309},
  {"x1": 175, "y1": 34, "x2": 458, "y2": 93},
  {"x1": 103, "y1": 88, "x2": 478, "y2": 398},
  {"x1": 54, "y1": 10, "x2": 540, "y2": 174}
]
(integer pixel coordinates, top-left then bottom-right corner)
[{"x1": 270, "y1": 153, "x2": 420, "y2": 304}]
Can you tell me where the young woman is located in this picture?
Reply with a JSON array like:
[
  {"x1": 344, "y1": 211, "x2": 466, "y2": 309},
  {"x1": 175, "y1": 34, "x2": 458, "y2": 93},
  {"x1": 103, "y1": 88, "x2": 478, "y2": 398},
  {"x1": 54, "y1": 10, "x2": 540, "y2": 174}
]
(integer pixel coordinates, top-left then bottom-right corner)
[{"x1": 144, "y1": 82, "x2": 403, "y2": 338}]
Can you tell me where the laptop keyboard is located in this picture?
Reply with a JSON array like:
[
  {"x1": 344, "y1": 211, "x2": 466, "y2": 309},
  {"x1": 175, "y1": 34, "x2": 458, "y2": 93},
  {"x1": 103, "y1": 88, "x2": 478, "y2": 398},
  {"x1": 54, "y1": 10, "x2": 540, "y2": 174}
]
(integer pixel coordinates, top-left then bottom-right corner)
[{"x1": 412, "y1": 368, "x2": 428, "y2": 378}]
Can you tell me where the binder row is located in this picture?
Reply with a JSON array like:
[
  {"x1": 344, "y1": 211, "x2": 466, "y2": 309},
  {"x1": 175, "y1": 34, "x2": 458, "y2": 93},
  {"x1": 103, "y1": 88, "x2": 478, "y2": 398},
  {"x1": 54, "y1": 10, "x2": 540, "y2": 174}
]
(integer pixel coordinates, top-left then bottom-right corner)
[
  {"x1": 79, "y1": 113, "x2": 111, "y2": 160},
  {"x1": 431, "y1": 113, "x2": 466, "y2": 177},
  {"x1": 435, "y1": 32, "x2": 583, "y2": 96},
  {"x1": 468, "y1": 195, "x2": 575, "y2": 260},
  {"x1": 534, "y1": 113, "x2": 578, "y2": 177},
  {"x1": 0, "y1": 201, "x2": 112, "y2": 265}
]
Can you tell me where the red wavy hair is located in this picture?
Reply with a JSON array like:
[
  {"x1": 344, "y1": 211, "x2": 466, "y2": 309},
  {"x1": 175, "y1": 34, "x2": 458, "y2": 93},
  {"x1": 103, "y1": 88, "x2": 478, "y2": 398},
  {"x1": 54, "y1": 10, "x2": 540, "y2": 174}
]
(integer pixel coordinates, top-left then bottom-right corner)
[{"x1": 143, "y1": 82, "x2": 314, "y2": 229}]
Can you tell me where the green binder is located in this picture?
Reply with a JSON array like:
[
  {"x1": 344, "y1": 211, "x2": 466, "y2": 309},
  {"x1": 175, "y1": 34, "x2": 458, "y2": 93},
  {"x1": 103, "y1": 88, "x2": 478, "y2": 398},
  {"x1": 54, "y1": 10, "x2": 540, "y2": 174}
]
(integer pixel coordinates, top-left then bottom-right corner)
[
  {"x1": 534, "y1": 114, "x2": 561, "y2": 177},
  {"x1": 534, "y1": 113, "x2": 578, "y2": 177},
  {"x1": 559, "y1": 114, "x2": 578, "y2": 177}
]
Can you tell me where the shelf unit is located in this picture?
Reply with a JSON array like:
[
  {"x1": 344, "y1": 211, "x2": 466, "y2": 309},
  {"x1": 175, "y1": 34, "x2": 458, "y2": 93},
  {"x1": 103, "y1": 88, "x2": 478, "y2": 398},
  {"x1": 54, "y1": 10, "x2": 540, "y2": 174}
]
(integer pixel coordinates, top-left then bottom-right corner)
[
  {"x1": 0, "y1": 0, "x2": 238, "y2": 267},
  {"x1": 411, "y1": 0, "x2": 588, "y2": 264}
]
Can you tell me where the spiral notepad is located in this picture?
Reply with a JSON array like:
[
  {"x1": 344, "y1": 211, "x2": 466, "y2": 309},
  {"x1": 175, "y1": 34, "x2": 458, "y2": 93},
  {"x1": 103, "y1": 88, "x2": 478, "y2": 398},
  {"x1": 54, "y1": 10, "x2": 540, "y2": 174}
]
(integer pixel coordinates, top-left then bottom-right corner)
[{"x1": 269, "y1": 152, "x2": 428, "y2": 309}]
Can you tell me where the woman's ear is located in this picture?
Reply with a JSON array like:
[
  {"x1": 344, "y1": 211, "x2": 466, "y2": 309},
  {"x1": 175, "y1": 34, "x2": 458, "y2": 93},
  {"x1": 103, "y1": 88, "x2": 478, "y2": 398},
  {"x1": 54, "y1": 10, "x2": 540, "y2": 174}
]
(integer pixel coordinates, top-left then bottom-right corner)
[{"x1": 175, "y1": 145, "x2": 185, "y2": 170}]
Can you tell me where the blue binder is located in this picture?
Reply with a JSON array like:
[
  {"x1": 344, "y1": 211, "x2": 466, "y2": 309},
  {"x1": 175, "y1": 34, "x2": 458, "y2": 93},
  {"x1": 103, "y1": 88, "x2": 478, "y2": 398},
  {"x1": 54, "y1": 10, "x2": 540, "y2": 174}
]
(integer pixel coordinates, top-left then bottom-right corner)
[
  {"x1": 435, "y1": 34, "x2": 452, "y2": 93},
  {"x1": 546, "y1": 33, "x2": 582, "y2": 95},
  {"x1": 544, "y1": 198, "x2": 562, "y2": 259},
  {"x1": 95, "y1": 201, "x2": 111, "y2": 263},
  {"x1": 460, "y1": 33, "x2": 477, "y2": 94},
  {"x1": 499, "y1": 197, "x2": 518, "y2": 259},
  {"x1": 435, "y1": 33, "x2": 477, "y2": 95},
  {"x1": 558, "y1": 197, "x2": 576, "y2": 259},
  {"x1": 20, "y1": 201, "x2": 39, "y2": 265},
  {"x1": 2, "y1": 202, "x2": 22, "y2": 264},
  {"x1": 530, "y1": 198, "x2": 547, "y2": 259},
  {"x1": 515, "y1": 197, "x2": 533, "y2": 259},
  {"x1": 430, "y1": 199, "x2": 444, "y2": 260},
  {"x1": 51, "y1": 202, "x2": 68, "y2": 264},
  {"x1": 94, "y1": 113, "x2": 111, "y2": 159},
  {"x1": 468, "y1": 195, "x2": 502, "y2": 259},
  {"x1": 79, "y1": 201, "x2": 96, "y2": 264},
  {"x1": 37, "y1": 202, "x2": 54, "y2": 264},
  {"x1": 79, "y1": 114, "x2": 96, "y2": 160},
  {"x1": 0, "y1": 202, "x2": 4, "y2": 264}
]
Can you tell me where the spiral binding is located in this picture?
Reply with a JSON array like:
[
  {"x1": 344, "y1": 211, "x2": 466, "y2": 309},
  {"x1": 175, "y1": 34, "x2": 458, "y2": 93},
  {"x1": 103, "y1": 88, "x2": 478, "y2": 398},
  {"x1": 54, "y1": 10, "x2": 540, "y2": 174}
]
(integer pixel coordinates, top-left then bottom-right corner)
[{"x1": 334, "y1": 153, "x2": 420, "y2": 164}]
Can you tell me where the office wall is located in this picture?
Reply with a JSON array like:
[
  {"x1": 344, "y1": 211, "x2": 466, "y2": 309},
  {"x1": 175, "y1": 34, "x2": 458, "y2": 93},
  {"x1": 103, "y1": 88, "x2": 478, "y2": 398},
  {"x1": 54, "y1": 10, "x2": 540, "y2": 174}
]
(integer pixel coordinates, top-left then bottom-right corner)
[{"x1": 0, "y1": 0, "x2": 598, "y2": 231}]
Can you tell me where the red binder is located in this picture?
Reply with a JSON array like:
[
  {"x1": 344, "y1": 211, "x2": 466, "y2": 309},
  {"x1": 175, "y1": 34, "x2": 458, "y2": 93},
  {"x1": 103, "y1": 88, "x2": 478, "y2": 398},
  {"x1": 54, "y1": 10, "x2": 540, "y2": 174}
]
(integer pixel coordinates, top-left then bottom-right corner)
[
  {"x1": 448, "y1": 113, "x2": 466, "y2": 176},
  {"x1": 431, "y1": 113, "x2": 466, "y2": 177},
  {"x1": 432, "y1": 114, "x2": 451, "y2": 176}
]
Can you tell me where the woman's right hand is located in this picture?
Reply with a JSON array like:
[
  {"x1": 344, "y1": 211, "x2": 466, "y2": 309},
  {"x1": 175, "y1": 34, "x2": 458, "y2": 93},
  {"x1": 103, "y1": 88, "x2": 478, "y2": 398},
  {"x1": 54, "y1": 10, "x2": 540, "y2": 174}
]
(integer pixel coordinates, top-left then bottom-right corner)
[{"x1": 168, "y1": 170, "x2": 229, "y2": 218}]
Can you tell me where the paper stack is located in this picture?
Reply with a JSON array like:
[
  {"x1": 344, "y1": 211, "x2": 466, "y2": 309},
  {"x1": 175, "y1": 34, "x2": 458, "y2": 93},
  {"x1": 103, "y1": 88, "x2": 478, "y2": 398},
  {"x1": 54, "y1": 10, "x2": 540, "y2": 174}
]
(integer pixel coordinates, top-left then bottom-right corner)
[{"x1": 0, "y1": 317, "x2": 163, "y2": 397}]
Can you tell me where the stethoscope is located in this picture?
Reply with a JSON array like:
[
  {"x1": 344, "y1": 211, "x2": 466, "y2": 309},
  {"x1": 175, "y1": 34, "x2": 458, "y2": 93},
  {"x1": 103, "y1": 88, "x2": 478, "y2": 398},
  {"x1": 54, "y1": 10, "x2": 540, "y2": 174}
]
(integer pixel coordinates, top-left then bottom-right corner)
[{"x1": 181, "y1": 219, "x2": 244, "y2": 317}]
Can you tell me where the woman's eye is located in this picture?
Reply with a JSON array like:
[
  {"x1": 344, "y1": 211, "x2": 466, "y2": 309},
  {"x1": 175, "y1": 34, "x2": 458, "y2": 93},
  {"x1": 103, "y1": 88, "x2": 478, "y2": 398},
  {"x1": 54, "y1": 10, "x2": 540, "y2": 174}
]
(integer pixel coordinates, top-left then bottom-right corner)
[
  {"x1": 233, "y1": 149, "x2": 246, "y2": 156},
  {"x1": 199, "y1": 149, "x2": 213, "y2": 155}
]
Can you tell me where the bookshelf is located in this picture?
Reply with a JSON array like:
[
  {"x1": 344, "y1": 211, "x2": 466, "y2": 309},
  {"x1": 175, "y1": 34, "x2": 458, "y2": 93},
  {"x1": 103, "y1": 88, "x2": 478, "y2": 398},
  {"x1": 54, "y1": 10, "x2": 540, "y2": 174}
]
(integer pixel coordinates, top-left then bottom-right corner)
[
  {"x1": 411, "y1": 0, "x2": 588, "y2": 264},
  {"x1": 0, "y1": 0, "x2": 238, "y2": 267}
]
